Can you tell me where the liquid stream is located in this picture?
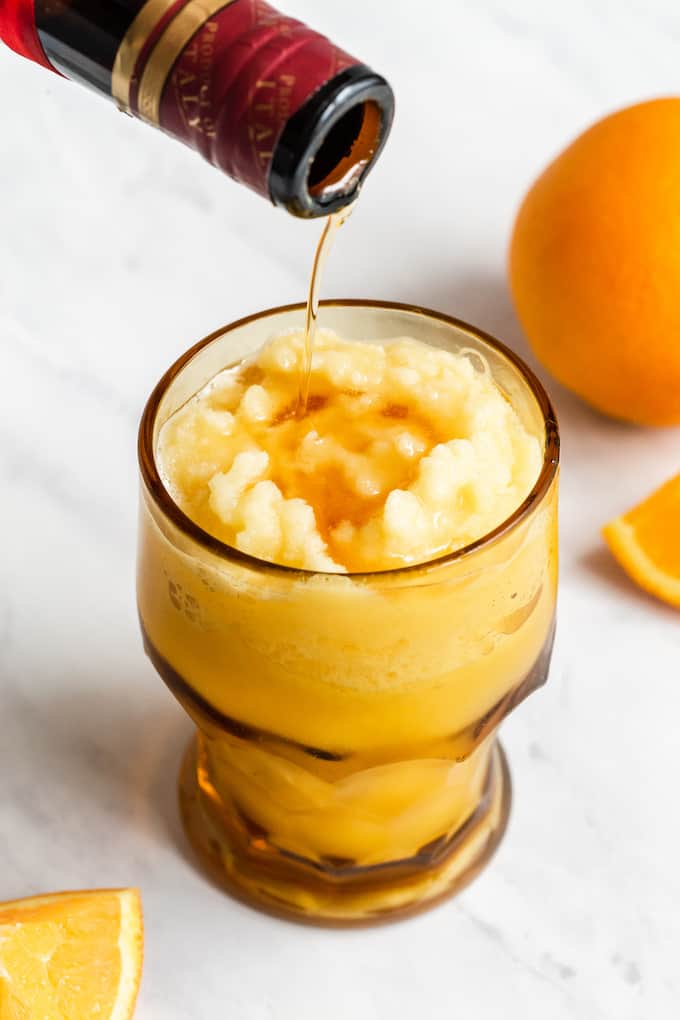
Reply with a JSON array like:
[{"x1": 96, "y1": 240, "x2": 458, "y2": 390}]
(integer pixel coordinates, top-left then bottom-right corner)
[{"x1": 298, "y1": 205, "x2": 355, "y2": 414}]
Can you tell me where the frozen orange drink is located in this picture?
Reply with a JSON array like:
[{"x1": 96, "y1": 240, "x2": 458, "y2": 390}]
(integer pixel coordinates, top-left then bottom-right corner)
[{"x1": 137, "y1": 301, "x2": 559, "y2": 924}]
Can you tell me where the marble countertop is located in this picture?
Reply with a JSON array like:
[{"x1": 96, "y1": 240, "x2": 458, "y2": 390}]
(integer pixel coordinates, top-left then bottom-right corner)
[{"x1": 1, "y1": 1, "x2": 679, "y2": 1016}]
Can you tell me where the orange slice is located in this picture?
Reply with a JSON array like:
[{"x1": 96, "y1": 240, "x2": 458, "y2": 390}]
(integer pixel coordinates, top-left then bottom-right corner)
[
  {"x1": 602, "y1": 473, "x2": 680, "y2": 608},
  {"x1": 0, "y1": 888, "x2": 143, "y2": 1020}
]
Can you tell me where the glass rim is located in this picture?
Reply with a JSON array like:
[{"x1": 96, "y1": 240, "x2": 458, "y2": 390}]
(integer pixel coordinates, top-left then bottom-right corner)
[{"x1": 138, "y1": 298, "x2": 560, "y2": 580}]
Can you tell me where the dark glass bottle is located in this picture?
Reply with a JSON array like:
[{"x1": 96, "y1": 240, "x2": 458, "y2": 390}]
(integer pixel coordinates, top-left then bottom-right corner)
[{"x1": 2, "y1": 0, "x2": 394, "y2": 216}]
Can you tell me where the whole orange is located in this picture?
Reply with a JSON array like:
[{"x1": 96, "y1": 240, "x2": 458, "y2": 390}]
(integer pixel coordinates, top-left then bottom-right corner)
[{"x1": 509, "y1": 97, "x2": 680, "y2": 426}]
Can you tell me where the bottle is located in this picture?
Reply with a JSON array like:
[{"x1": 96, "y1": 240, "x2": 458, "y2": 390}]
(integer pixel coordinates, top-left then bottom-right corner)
[{"x1": 0, "y1": 0, "x2": 394, "y2": 217}]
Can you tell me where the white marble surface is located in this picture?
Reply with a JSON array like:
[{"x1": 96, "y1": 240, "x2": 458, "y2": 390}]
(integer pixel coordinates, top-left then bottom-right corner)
[{"x1": 1, "y1": 1, "x2": 679, "y2": 1016}]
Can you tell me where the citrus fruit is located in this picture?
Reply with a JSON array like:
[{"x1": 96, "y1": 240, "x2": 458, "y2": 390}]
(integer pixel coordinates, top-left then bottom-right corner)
[
  {"x1": 509, "y1": 97, "x2": 680, "y2": 425},
  {"x1": 603, "y1": 472, "x2": 680, "y2": 607},
  {"x1": 0, "y1": 888, "x2": 143, "y2": 1019}
]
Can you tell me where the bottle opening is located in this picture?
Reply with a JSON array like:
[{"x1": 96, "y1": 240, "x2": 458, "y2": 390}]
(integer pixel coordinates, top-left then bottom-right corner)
[
  {"x1": 269, "y1": 65, "x2": 395, "y2": 218},
  {"x1": 308, "y1": 101, "x2": 381, "y2": 201}
]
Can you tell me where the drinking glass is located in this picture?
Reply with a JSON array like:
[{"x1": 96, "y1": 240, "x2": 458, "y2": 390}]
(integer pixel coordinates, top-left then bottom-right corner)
[{"x1": 137, "y1": 300, "x2": 559, "y2": 925}]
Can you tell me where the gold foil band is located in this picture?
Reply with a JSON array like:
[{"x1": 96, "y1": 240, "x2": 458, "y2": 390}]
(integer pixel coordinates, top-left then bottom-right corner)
[
  {"x1": 111, "y1": 0, "x2": 173, "y2": 113},
  {"x1": 137, "y1": 0, "x2": 238, "y2": 124},
  {"x1": 112, "y1": 0, "x2": 238, "y2": 124}
]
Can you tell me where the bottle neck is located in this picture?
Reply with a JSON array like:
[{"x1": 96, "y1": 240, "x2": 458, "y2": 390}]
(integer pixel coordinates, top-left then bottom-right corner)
[
  {"x1": 35, "y1": 1, "x2": 143, "y2": 94},
  {"x1": 14, "y1": 0, "x2": 395, "y2": 216}
]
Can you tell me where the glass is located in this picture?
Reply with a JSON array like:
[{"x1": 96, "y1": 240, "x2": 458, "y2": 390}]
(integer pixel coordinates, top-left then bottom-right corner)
[{"x1": 137, "y1": 300, "x2": 559, "y2": 925}]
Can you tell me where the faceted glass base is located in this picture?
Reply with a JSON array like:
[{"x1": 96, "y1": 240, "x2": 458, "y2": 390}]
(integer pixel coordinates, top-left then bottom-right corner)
[{"x1": 178, "y1": 736, "x2": 511, "y2": 927}]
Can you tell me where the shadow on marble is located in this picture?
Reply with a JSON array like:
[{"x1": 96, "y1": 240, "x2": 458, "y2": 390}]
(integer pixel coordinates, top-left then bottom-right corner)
[
  {"x1": 579, "y1": 545, "x2": 679, "y2": 619},
  {"x1": 128, "y1": 689, "x2": 197, "y2": 870},
  {"x1": 8, "y1": 677, "x2": 203, "y2": 872}
]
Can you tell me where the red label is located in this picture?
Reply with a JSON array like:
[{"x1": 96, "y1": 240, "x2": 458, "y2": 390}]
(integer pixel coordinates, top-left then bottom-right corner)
[
  {"x1": 147, "y1": 0, "x2": 358, "y2": 197},
  {"x1": 0, "y1": 0, "x2": 54, "y2": 70}
]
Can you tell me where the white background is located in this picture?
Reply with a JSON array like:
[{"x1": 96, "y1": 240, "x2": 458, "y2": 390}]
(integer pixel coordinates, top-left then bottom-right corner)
[{"x1": 1, "y1": 1, "x2": 679, "y2": 1017}]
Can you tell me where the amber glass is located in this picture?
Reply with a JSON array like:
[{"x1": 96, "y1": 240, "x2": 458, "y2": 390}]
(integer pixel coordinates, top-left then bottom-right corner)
[{"x1": 137, "y1": 300, "x2": 559, "y2": 925}]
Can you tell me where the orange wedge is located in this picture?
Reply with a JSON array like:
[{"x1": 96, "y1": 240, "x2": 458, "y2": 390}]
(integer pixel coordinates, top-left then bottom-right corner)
[
  {"x1": 603, "y1": 472, "x2": 680, "y2": 608},
  {"x1": 0, "y1": 888, "x2": 143, "y2": 1020}
]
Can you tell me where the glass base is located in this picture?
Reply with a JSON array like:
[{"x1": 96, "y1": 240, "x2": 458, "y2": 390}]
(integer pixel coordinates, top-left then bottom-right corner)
[{"x1": 178, "y1": 736, "x2": 512, "y2": 927}]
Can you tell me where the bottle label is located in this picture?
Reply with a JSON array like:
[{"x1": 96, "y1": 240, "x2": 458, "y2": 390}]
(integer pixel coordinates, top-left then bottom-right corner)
[{"x1": 112, "y1": 0, "x2": 359, "y2": 198}]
